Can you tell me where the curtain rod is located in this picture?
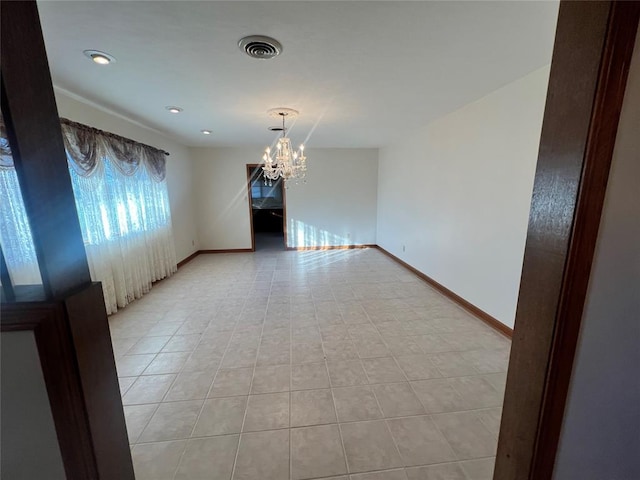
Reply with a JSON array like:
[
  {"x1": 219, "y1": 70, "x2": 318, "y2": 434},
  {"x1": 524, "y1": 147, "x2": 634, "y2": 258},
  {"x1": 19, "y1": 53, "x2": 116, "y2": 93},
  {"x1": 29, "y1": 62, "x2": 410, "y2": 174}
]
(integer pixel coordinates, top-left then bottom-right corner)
[{"x1": 60, "y1": 118, "x2": 170, "y2": 156}]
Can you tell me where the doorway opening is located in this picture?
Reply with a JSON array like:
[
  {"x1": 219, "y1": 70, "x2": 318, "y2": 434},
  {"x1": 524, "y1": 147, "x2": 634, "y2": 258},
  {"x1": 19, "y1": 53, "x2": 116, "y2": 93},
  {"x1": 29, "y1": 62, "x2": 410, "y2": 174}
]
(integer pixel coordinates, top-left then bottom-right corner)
[{"x1": 247, "y1": 164, "x2": 287, "y2": 251}]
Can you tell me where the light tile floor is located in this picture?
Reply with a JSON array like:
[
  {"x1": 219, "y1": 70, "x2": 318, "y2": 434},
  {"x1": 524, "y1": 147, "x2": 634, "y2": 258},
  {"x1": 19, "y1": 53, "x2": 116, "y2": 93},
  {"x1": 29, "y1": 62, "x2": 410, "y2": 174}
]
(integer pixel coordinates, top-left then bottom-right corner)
[{"x1": 110, "y1": 248, "x2": 510, "y2": 480}]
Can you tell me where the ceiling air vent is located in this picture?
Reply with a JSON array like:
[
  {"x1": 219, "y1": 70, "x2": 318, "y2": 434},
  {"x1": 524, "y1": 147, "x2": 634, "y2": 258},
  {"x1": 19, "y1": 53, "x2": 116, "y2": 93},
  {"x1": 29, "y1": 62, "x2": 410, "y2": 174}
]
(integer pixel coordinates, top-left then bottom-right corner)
[{"x1": 238, "y1": 35, "x2": 282, "y2": 60}]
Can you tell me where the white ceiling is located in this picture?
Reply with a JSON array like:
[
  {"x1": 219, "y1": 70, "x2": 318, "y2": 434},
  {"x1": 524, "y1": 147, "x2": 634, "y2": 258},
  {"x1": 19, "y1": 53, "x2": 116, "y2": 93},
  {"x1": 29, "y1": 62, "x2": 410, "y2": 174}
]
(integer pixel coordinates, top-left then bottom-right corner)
[{"x1": 37, "y1": 1, "x2": 558, "y2": 148}]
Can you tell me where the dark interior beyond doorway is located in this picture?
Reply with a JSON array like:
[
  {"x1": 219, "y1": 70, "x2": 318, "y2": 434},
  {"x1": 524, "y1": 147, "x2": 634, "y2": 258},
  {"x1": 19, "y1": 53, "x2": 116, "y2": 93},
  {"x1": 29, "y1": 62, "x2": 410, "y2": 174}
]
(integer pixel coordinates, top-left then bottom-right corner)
[{"x1": 248, "y1": 165, "x2": 285, "y2": 251}]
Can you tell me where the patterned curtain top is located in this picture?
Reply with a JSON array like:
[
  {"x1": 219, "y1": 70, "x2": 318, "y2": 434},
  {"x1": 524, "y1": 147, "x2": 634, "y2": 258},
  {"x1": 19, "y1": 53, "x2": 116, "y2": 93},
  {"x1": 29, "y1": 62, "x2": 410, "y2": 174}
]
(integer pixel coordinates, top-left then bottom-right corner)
[
  {"x1": 0, "y1": 117, "x2": 168, "y2": 182},
  {"x1": 0, "y1": 122, "x2": 12, "y2": 168}
]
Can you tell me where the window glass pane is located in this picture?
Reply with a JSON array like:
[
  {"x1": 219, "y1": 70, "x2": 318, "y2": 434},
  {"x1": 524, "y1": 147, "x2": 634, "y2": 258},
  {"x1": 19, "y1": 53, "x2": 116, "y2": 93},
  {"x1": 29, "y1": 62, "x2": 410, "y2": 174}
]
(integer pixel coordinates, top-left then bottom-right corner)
[{"x1": 0, "y1": 168, "x2": 43, "y2": 285}]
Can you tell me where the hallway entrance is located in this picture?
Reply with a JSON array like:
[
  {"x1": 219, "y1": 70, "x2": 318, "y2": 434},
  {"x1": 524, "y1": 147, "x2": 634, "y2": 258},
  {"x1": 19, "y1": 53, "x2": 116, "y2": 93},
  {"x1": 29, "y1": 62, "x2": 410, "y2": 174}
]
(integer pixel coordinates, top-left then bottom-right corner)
[{"x1": 247, "y1": 164, "x2": 286, "y2": 251}]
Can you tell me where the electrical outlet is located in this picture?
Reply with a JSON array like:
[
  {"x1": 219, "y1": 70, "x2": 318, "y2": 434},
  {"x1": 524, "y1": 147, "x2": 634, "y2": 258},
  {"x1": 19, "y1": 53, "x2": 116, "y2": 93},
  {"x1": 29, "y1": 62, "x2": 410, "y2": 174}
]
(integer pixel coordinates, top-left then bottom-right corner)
[
  {"x1": 402, "y1": 245, "x2": 406, "y2": 252},
  {"x1": 192, "y1": 240, "x2": 195, "y2": 246}
]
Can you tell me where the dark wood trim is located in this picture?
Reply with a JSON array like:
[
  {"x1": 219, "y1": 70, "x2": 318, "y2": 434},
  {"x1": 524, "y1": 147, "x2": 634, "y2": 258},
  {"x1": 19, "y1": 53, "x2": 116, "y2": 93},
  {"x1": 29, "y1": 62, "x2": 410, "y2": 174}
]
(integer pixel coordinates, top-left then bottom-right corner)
[
  {"x1": 64, "y1": 283, "x2": 134, "y2": 479},
  {"x1": 247, "y1": 163, "x2": 288, "y2": 251},
  {"x1": 246, "y1": 164, "x2": 257, "y2": 252},
  {"x1": 1, "y1": 284, "x2": 48, "y2": 304},
  {"x1": 176, "y1": 249, "x2": 255, "y2": 267},
  {"x1": 177, "y1": 250, "x2": 200, "y2": 268},
  {"x1": 375, "y1": 246, "x2": 512, "y2": 338},
  {"x1": 174, "y1": 245, "x2": 378, "y2": 261},
  {"x1": 282, "y1": 175, "x2": 289, "y2": 249},
  {"x1": 2, "y1": 3, "x2": 133, "y2": 478},
  {"x1": 0, "y1": 244, "x2": 16, "y2": 302},
  {"x1": 531, "y1": 3, "x2": 640, "y2": 478},
  {"x1": 199, "y1": 249, "x2": 254, "y2": 254},
  {"x1": 286, "y1": 244, "x2": 377, "y2": 252},
  {"x1": 1, "y1": 0, "x2": 91, "y2": 297},
  {"x1": 495, "y1": 2, "x2": 640, "y2": 479},
  {"x1": 1, "y1": 284, "x2": 135, "y2": 479},
  {"x1": 1, "y1": 302, "x2": 99, "y2": 479}
]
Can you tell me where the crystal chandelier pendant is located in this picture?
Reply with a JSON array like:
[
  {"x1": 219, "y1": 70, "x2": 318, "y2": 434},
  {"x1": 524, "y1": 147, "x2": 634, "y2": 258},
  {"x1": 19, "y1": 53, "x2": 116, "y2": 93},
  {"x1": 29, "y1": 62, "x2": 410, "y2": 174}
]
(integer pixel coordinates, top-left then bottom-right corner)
[{"x1": 262, "y1": 108, "x2": 307, "y2": 186}]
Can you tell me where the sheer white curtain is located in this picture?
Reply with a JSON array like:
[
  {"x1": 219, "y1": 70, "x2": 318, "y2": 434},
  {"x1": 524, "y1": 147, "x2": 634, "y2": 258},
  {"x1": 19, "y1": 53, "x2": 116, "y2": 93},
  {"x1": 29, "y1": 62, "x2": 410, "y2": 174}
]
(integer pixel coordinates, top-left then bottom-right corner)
[
  {"x1": 1, "y1": 118, "x2": 177, "y2": 313},
  {"x1": 69, "y1": 157, "x2": 176, "y2": 314},
  {"x1": 0, "y1": 168, "x2": 42, "y2": 285}
]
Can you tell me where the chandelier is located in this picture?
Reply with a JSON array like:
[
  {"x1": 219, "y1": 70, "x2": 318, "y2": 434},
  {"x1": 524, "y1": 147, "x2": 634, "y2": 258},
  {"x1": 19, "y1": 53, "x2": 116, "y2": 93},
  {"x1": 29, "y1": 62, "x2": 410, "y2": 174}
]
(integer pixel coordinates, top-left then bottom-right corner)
[{"x1": 262, "y1": 108, "x2": 307, "y2": 186}]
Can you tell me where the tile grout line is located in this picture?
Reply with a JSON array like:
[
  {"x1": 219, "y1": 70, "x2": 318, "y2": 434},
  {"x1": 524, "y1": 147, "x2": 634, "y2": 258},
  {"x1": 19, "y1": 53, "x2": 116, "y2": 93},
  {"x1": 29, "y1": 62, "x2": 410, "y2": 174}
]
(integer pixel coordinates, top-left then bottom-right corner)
[
  {"x1": 363, "y1": 291, "x2": 500, "y2": 463},
  {"x1": 321, "y1": 287, "x2": 351, "y2": 478},
  {"x1": 356, "y1": 298, "x2": 455, "y2": 472},
  {"x1": 172, "y1": 297, "x2": 246, "y2": 480},
  {"x1": 128, "y1": 400, "x2": 503, "y2": 436},
  {"x1": 367, "y1": 371, "x2": 407, "y2": 472},
  {"x1": 120, "y1": 317, "x2": 181, "y2": 447},
  {"x1": 381, "y1": 325, "x2": 462, "y2": 466},
  {"x1": 116, "y1": 249, "x2": 506, "y2": 478},
  {"x1": 229, "y1": 269, "x2": 272, "y2": 480},
  {"x1": 288, "y1": 274, "x2": 294, "y2": 480},
  {"x1": 119, "y1": 311, "x2": 193, "y2": 475}
]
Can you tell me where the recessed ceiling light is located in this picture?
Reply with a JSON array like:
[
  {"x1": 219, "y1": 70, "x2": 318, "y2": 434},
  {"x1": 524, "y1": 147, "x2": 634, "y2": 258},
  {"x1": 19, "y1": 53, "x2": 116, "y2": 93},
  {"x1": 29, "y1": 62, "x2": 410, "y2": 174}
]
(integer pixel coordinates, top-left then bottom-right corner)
[
  {"x1": 201, "y1": 130, "x2": 212, "y2": 135},
  {"x1": 83, "y1": 50, "x2": 116, "y2": 65},
  {"x1": 165, "y1": 106, "x2": 183, "y2": 114}
]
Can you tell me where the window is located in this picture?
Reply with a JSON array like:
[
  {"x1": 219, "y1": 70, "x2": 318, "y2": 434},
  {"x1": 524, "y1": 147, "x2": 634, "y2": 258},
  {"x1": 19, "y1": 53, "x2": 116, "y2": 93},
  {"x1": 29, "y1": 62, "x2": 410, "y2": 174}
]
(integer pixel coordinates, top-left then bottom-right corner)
[
  {"x1": 0, "y1": 167, "x2": 42, "y2": 285},
  {"x1": 1, "y1": 119, "x2": 177, "y2": 313},
  {"x1": 251, "y1": 178, "x2": 282, "y2": 200},
  {"x1": 68, "y1": 157, "x2": 172, "y2": 246}
]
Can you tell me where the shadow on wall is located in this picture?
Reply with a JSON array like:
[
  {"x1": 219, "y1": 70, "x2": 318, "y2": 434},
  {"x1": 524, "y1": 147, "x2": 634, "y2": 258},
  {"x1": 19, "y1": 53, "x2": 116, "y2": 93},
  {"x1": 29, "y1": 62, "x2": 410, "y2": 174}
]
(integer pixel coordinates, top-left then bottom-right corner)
[{"x1": 288, "y1": 218, "x2": 349, "y2": 248}]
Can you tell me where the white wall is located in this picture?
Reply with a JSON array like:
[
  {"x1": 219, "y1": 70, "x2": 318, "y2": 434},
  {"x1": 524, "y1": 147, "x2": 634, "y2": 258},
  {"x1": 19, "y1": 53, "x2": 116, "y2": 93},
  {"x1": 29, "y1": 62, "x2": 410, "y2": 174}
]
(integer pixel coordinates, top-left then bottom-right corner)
[
  {"x1": 191, "y1": 147, "x2": 253, "y2": 250},
  {"x1": 286, "y1": 149, "x2": 378, "y2": 248},
  {"x1": 1, "y1": 331, "x2": 66, "y2": 479},
  {"x1": 553, "y1": 31, "x2": 640, "y2": 480},
  {"x1": 191, "y1": 147, "x2": 378, "y2": 250},
  {"x1": 54, "y1": 90, "x2": 199, "y2": 262},
  {"x1": 376, "y1": 66, "x2": 550, "y2": 327}
]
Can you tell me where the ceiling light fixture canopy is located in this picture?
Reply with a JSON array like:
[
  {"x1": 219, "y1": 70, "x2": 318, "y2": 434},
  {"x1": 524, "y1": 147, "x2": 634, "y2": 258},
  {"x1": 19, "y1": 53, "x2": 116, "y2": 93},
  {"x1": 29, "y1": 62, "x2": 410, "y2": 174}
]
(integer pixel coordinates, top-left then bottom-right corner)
[
  {"x1": 262, "y1": 108, "x2": 307, "y2": 186},
  {"x1": 83, "y1": 49, "x2": 116, "y2": 65},
  {"x1": 165, "y1": 106, "x2": 183, "y2": 114}
]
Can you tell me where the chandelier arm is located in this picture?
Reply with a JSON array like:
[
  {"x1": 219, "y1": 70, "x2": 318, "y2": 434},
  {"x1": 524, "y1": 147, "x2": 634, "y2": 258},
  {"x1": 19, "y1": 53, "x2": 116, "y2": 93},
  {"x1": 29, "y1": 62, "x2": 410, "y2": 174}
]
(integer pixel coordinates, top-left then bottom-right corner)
[{"x1": 262, "y1": 109, "x2": 306, "y2": 183}]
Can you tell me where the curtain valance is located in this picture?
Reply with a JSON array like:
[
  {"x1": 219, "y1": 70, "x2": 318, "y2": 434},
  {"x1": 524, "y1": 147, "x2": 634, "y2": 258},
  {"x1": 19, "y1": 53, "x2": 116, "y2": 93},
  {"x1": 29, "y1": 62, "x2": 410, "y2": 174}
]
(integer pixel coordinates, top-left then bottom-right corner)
[
  {"x1": 0, "y1": 118, "x2": 169, "y2": 181},
  {"x1": 0, "y1": 123, "x2": 12, "y2": 168}
]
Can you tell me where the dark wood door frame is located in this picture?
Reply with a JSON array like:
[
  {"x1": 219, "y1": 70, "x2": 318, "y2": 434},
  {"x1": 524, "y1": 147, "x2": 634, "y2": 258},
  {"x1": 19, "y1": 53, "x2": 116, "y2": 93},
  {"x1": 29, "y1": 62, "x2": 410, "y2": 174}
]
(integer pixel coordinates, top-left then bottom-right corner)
[
  {"x1": 246, "y1": 164, "x2": 257, "y2": 252},
  {"x1": 495, "y1": 2, "x2": 640, "y2": 479},
  {"x1": 246, "y1": 164, "x2": 288, "y2": 251},
  {"x1": 1, "y1": 1, "x2": 135, "y2": 478},
  {"x1": 1, "y1": 0, "x2": 91, "y2": 298}
]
